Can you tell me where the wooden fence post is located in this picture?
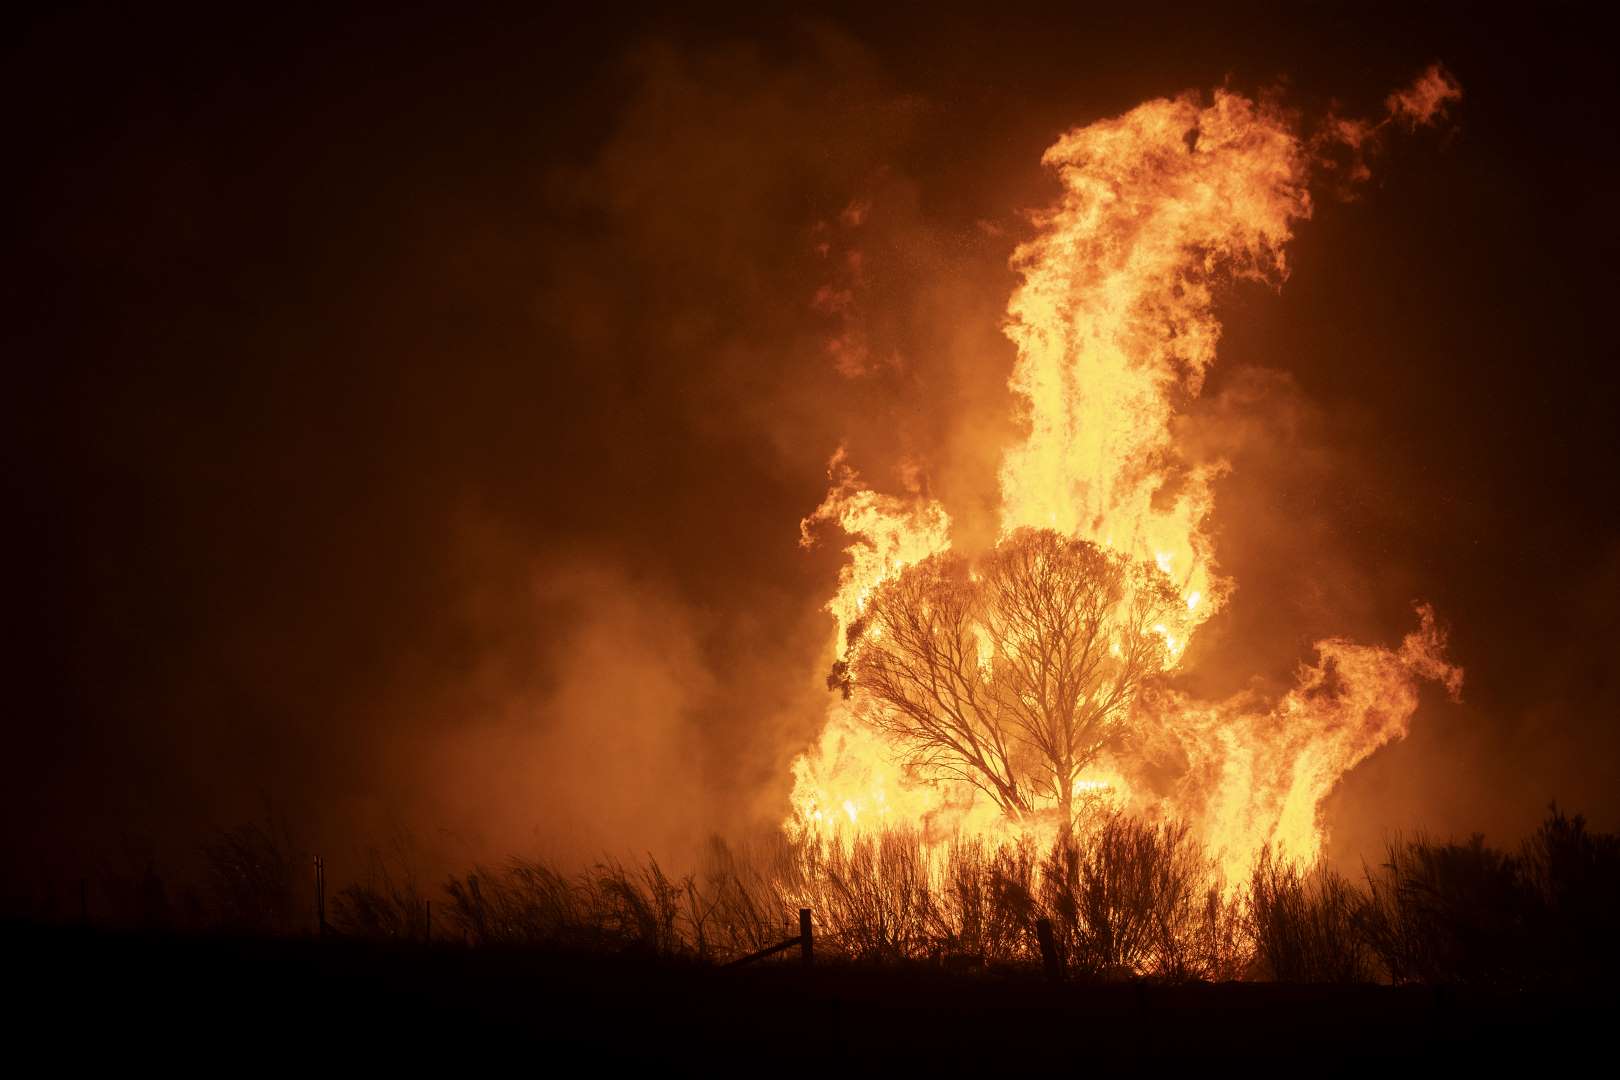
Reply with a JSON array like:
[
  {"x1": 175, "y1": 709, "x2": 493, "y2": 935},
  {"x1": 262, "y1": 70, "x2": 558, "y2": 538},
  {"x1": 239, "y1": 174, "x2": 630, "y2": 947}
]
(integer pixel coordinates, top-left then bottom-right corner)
[
  {"x1": 314, "y1": 855, "x2": 327, "y2": 938},
  {"x1": 1035, "y1": 917, "x2": 1061, "y2": 982},
  {"x1": 799, "y1": 908, "x2": 814, "y2": 966}
]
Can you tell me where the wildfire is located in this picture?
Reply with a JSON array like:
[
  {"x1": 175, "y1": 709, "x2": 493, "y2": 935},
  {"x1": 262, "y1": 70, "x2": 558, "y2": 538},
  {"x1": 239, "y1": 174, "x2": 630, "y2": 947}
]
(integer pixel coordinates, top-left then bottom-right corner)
[{"x1": 793, "y1": 67, "x2": 1464, "y2": 880}]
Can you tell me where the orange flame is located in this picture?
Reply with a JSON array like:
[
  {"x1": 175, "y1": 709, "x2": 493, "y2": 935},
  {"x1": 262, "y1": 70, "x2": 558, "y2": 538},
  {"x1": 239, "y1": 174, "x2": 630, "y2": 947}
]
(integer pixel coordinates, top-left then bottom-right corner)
[
  {"x1": 792, "y1": 69, "x2": 1463, "y2": 875},
  {"x1": 800, "y1": 449, "x2": 952, "y2": 656}
]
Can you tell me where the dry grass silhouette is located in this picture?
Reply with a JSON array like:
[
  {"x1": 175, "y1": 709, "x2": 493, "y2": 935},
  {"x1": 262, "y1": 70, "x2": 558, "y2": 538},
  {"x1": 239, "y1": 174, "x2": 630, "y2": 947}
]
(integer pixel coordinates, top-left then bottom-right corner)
[{"x1": 25, "y1": 806, "x2": 1616, "y2": 989}]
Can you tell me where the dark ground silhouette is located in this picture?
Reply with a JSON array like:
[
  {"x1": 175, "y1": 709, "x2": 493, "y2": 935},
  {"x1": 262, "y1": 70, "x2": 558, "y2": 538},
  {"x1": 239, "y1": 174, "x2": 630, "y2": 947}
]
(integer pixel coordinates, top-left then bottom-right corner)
[{"x1": 15, "y1": 922, "x2": 1612, "y2": 1067}]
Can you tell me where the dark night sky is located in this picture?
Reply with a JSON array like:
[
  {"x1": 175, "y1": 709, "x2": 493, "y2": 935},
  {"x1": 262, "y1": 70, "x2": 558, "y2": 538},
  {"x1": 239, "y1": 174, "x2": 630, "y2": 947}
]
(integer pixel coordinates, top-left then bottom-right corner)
[{"x1": 4, "y1": 3, "x2": 1617, "y2": 890}]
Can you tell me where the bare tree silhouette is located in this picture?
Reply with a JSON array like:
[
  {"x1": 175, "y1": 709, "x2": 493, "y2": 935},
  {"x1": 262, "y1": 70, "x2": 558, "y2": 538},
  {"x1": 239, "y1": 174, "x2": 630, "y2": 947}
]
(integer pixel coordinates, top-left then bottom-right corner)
[{"x1": 830, "y1": 528, "x2": 1185, "y2": 829}]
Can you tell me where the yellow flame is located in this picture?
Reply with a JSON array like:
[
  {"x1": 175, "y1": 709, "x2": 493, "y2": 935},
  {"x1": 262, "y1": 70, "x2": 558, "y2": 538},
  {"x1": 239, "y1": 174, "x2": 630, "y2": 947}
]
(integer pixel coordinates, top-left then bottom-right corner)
[
  {"x1": 800, "y1": 452, "x2": 951, "y2": 656},
  {"x1": 791, "y1": 73, "x2": 1462, "y2": 874}
]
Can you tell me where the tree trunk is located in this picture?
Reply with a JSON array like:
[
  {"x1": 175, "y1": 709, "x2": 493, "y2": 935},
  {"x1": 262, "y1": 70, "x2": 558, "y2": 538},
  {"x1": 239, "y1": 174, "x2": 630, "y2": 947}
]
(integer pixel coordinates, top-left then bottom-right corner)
[{"x1": 1057, "y1": 766, "x2": 1075, "y2": 841}]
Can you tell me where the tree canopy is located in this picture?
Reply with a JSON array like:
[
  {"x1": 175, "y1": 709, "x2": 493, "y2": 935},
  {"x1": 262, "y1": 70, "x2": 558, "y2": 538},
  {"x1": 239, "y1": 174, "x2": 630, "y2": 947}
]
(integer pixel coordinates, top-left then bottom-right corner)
[{"x1": 830, "y1": 528, "x2": 1187, "y2": 827}]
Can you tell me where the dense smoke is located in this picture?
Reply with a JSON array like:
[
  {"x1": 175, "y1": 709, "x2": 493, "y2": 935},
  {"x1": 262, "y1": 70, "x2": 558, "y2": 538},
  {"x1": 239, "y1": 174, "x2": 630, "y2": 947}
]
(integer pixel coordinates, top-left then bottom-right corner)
[{"x1": 5, "y1": 9, "x2": 1617, "y2": 899}]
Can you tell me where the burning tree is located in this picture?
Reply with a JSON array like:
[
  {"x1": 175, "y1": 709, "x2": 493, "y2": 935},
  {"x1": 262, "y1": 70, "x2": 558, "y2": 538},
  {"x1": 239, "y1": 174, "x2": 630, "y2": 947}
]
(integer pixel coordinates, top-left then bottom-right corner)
[
  {"x1": 794, "y1": 67, "x2": 1464, "y2": 869},
  {"x1": 829, "y1": 528, "x2": 1186, "y2": 830}
]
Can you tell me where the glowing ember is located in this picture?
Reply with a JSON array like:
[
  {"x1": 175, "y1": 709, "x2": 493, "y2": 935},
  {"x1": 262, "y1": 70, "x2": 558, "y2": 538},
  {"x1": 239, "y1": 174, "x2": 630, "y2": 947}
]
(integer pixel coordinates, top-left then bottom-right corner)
[{"x1": 792, "y1": 67, "x2": 1464, "y2": 879}]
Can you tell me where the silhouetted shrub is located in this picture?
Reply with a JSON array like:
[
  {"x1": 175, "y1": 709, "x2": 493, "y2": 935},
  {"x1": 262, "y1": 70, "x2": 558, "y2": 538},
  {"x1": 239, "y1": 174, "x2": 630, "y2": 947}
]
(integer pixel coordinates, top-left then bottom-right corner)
[
  {"x1": 1040, "y1": 814, "x2": 1220, "y2": 979},
  {"x1": 330, "y1": 848, "x2": 430, "y2": 941},
  {"x1": 201, "y1": 817, "x2": 302, "y2": 935},
  {"x1": 938, "y1": 835, "x2": 1038, "y2": 967},
  {"x1": 590, "y1": 858, "x2": 687, "y2": 955},
  {"x1": 1171, "y1": 882, "x2": 1251, "y2": 982},
  {"x1": 696, "y1": 833, "x2": 801, "y2": 957},
  {"x1": 1360, "y1": 806, "x2": 1620, "y2": 988},
  {"x1": 1520, "y1": 805, "x2": 1620, "y2": 985},
  {"x1": 1361, "y1": 833, "x2": 1531, "y2": 986},
  {"x1": 63, "y1": 803, "x2": 1613, "y2": 987},
  {"x1": 810, "y1": 828, "x2": 942, "y2": 962},
  {"x1": 1248, "y1": 847, "x2": 1373, "y2": 983},
  {"x1": 443, "y1": 855, "x2": 701, "y2": 958}
]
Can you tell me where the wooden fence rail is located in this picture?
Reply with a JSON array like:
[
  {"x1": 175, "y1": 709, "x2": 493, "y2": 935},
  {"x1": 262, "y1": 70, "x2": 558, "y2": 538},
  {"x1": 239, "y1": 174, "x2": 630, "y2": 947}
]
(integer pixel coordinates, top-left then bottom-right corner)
[{"x1": 723, "y1": 907, "x2": 814, "y2": 968}]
